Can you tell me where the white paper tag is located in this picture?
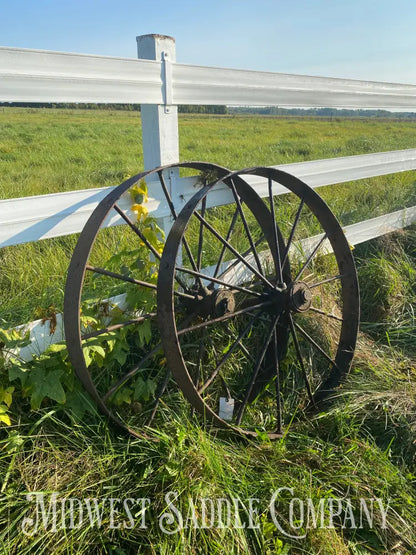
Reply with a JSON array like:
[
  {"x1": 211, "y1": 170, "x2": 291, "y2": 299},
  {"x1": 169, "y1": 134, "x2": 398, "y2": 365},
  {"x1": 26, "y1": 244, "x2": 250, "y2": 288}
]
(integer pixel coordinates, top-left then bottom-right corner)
[{"x1": 219, "y1": 397, "x2": 234, "y2": 421}]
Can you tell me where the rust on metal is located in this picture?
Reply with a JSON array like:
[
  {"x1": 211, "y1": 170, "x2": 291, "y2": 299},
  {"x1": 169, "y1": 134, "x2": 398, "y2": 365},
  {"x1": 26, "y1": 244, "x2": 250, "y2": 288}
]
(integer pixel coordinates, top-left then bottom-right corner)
[{"x1": 65, "y1": 162, "x2": 359, "y2": 440}]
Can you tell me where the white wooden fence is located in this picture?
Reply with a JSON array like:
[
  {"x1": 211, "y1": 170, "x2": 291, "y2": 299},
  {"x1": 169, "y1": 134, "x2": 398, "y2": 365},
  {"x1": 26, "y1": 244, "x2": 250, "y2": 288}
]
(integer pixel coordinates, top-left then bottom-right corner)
[{"x1": 1, "y1": 34, "x2": 416, "y2": 358}]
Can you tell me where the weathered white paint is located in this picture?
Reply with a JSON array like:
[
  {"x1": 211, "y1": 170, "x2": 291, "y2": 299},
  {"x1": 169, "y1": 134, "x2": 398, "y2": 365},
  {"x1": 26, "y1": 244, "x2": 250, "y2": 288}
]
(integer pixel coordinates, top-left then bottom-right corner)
[
  {"x1": 172, "y1": 63, "x2": 416, "y2": 109},
  {"x1": 17, "y1": 294, "x2": 128, "y2": 361},
  {"x1": 344, "y1": 204, "x2": 416, "y2": 246}
]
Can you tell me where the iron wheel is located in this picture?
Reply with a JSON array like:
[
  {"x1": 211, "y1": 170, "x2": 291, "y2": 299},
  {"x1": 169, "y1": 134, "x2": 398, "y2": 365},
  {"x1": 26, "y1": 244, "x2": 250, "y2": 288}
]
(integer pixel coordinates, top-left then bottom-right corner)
[{"x1": 157, "y1": 167, "x2": 360, "y2": 438}]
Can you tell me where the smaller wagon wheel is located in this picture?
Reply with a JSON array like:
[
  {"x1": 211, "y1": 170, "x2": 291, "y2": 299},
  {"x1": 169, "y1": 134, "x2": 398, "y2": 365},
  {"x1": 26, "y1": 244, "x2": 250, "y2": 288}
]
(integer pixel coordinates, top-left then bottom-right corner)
[
  {"x1": 157, "y1": 167, "x2": 360, "y2": 438},
  {"x1": 64, "y1": 161, "x2": 234, "y2": 437}
]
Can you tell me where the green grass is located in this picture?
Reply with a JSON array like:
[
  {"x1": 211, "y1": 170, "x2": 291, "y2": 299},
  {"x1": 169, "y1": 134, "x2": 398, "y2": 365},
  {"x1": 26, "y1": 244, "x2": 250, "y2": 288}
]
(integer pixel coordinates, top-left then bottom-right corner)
[
  {"x1": 1, "y1": 108, "x2": 416, "y2": 199},
  {"x1": 1, "y1": 334, "x2": 416, "y2": 554},
  {"x1": 1, "y1": 108, "x2": 415, "y2": 326},
  {"x1": 1, "y1": 108, "x2": 416, "y2": 553}
]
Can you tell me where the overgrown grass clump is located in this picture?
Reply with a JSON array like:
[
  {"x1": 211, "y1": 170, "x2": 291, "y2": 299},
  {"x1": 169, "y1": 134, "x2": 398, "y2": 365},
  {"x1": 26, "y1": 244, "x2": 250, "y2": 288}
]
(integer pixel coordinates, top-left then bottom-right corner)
[
  {"x1": 357, "y1": 228, "x2": 416, "y2": 355},
  {"x1": 1, "y1": 350, "x2": 416, "y2": 554}
]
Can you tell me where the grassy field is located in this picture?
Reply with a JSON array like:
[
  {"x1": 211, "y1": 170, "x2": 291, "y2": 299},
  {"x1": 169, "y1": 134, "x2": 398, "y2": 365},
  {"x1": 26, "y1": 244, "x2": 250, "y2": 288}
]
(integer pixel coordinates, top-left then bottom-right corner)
[
  {"x1": 1, "y1": 108, "x2": 416, "y2": 199},
  {"x1": 1, "y1": 108, "x2": 416, "y2": 553},
  {"x1": 1, "y1": 108, "x2": 415, "y2": 326}
]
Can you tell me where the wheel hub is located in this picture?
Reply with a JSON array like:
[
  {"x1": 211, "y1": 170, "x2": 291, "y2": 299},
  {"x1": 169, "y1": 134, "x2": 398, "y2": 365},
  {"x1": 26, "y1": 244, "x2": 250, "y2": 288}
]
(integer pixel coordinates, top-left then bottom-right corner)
[
  {"x1": 182, "y1": 287, "x2": 236, "y2": 319},
  {"x1": 289, "y1": 281, "x2": 313, "y2": 312},
  {"x1": 212, "y1": 289, "x2": 235, "y2": 317}
]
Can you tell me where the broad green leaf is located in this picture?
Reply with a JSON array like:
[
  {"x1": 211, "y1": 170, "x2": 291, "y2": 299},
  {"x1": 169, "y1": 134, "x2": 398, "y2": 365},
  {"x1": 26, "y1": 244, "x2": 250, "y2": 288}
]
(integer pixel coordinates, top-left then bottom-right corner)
[
  {"x1": 82, "y1": 347, "x2": 92, "y2": 367},
  {"x1": 0, "y1": 386, "x2": 14, "y2": 407},
  {"x1": 138, "y1": 320, "x2": 152, "y2": 346},
  {"x1": 89, "y1": 345, "x2": 106, "y2": 358},
  {"x1": 65, "y1": 389, "x2": 93, "y2": 421},
  {"x1": 111, "y1": 347, "x2": 128, "y2": 366},
  {"x1": 112, "y1": 387, "x2": 133, "y2": 406},
  {"x1": 47, "y1": 343, "x2": 67, "y2": 354},
  {"x1": 0, "y1": 413, "x2": 11, "y2": 426},
  {"x1": 133, "y1": 377, "x2": 147, "y2": 401},
  {"x1": 8, "y1": 361, "x2": 29, "y2": 385},
  {"x1": 133, "y1": 377, "x2": 157, "y2": 402},
  {"x1": 28, "y1": 367, "x2": 66, "y2": 409}
]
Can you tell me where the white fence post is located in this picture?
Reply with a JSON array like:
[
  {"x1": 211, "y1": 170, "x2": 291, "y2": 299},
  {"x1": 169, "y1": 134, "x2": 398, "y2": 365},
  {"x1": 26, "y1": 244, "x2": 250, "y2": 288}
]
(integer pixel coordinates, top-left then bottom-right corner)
[
  {"x1": 136, "y1": 34, "x2": 180, "y2": 234},
  {"x1": 136, "y1": 34, "x2": 179, "y2": 169}
]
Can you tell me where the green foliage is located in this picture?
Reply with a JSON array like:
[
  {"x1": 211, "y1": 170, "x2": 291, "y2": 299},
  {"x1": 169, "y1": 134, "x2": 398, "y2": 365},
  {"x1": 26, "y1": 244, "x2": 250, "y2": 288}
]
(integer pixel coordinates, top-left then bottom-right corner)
[
  {"x1": 3, "y1": 337, "x2": 84, "y2": 419},
  {"x1": 0, "y1": 176, "x2": 163, "y2": 420}
]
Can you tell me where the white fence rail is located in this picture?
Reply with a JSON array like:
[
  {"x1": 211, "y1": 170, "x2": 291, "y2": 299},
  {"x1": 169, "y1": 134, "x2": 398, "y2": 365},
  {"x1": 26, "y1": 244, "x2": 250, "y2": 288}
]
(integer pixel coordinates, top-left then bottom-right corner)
[
  {"x1": 2, "y1": 45, "x2": 416, "y2": 109},
  {"x1": 0, "y1": 34, "x2": 415, "y2": 356},
  {"x1": 1, "y1": 149, "x2": 416, "y2": 248}
]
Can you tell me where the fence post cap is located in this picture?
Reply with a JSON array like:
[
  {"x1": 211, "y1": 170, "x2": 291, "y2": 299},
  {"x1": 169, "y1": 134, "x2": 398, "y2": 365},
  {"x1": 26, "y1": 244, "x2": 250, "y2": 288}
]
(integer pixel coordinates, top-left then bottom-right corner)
[{"x1": 136, "y1": 34, "x2": 175, "y2": 43}]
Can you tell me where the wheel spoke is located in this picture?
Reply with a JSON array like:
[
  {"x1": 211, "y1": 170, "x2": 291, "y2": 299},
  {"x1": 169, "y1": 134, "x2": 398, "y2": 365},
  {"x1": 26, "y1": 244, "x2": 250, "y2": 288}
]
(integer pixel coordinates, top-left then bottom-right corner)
[
  {"x1": 193, "y1": 211, "x2": 275, "y2": 290},
  {"x1": 198, "y1": 312, "x2": 262, "y2": 394},
  {"x1": 309, "y1": 274, "x2": 343, "y2": 289},
  {"x1": 158, "y1": 170, "x2": 203, "y2": 286},
  {"x1": 103, "y1": 342, "x2": 163, "y2": 401},
  {"x1": 114, "y1": 203, "x2": 188, "y2": 291},
  {"x1": 82, "y1": 313, "x2": 157, "y2": 341},
  {"x1": 194, "y1": 328, "x2": 208, "y2": 390},
  {"x1": 102, "y1": 311, "x2": 198, "y2": 400},
  {"x1": 309, "y1": 306, "x2": 343, "y2": 322},
  {"x1": 293, "y1": 320, "x2": 340, "y2": 371},
  {"x1": 213, "y1": 206, "x2": 239, "y2": 279},
  {"x1": 216, "y1": 235, "x2": 266, "y2": 281},
  {"x1": 224, "y1": 322, "x2": 257, "y2": 366},
  {"x1": 219, "y1": 375, "x2": 233, "y2": 402},
  {"x1": 272, "y1": 328, "x2": 283, "y2": 433},
  {"x1": 294, "y1": 232, "x2": 328, "y2": 283},
  {"x1": 196, "y1": 197, "x2": 207, "y2": 271},
  {"x1": 235, "y1": 312, "x2": 280, "y2": 425},
  {"x1": 86, "y1": 264, "x2": 157, "y2": 289},
  {"x1": 268, "y1": 177, "x2": 284, "y2": 286},
  {"x1": 86, "y1": 264, "x2": 195, "y2": 301},
  {"x1": 229, "y1": 179, "x2": 263, "y2": 275},
  {"x1": 157, "y1": 170, "x2": 178, "y2": 218},
  {"x1": 281, "y1": 198, "x2": 304, "y2": 271},
  {"x1": 177, "y1": 300, "x2": 273, "y2": 336},
  {"x1": 113, "y1": 204, "x2": 161, "y2": 261},
  {"x1": 288, "y1": 314, "x2": 315, "y2": 406},
  {"x1": 175, "y1": 265, "x2": 263, "y2": 297}
]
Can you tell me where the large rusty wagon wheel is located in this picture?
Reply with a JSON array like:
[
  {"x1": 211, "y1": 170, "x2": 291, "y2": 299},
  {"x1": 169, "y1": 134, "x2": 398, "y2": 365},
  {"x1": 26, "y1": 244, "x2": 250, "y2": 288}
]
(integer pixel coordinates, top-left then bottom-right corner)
[
  {"x1": 64, "y1": 161, "x2": 237, "y2": 438},
  {"x1": 157, "y1": 167, "x2": 360, "y2": 438}
]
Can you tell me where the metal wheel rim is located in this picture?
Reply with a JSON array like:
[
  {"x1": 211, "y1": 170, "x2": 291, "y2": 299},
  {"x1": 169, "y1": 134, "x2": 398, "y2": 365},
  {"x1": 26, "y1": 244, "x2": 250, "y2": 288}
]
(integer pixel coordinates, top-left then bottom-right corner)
[
  {"x1": 157, "y1": 166, "x2": 360, "y2": 438},
  {"x1": 64, "y1": 161, "x2": 237, "y2": 438}
]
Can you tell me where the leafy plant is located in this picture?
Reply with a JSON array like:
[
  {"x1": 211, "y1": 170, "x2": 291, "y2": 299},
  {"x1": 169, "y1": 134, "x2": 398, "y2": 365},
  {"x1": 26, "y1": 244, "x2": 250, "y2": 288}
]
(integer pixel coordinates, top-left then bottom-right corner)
[{"x1": 0, "y1": 177, "x2": 164, "y2": 422}]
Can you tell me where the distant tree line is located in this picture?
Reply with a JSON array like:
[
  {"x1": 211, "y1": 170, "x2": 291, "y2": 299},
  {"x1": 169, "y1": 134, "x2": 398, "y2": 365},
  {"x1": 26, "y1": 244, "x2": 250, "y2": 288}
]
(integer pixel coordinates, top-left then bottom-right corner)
[
  {"x1": 177, "y1": 105, "x2": 227, "y2": 114},
  {"x1": 0, "y1": 102, "x2": 142, "y2": 110},
  {"x1": 0, "y1": 102, "x2": 227, "y2": 114},
  {"x1": 228, "y1": 106, "x2": 416, "y2": 119},
  {"x1": 1, "y1": 102, "x2": 415, "y2": 118}
]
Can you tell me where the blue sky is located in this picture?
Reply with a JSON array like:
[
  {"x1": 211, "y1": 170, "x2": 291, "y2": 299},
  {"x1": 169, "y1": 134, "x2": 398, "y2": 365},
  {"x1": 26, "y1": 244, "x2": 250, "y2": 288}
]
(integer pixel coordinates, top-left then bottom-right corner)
[{"x1": 1, "y1": 0, "x2": 415, "y2": 83}]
